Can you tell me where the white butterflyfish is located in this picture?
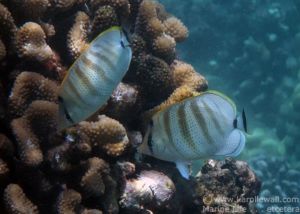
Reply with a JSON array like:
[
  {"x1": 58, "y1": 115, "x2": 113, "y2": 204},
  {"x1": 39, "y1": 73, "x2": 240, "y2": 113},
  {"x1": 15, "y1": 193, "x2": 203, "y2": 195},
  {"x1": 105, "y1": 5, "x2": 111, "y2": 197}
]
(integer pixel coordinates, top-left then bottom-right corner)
[
  {"x1": 138, "y1": 90, "x2": 247, "y2": 179},
  {"x1": 58, "y1": 26, "x2": 132, "y2": 130}
]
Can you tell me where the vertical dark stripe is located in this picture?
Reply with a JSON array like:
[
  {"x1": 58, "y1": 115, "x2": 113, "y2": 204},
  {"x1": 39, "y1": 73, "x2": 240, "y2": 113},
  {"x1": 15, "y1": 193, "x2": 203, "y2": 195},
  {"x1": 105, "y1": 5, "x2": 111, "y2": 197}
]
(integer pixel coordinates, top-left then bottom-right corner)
[
  {"x1": 73, "y1": 66, "x2": 98, "y2": 95},
  {"x1": 203, "y1": 101, "x2": 226, "y2": 136},
  {"x1": 65, "y1": 81, "x2": 86, "y2": 105},
  {"x1": 162, "y1": 109, "x2": 182, "y2": 155},
  {"x1": 177, "y1": 104, "x2": 197, "y2": 150},
  {"x1": 90, "y1": 48, "x2": 117, "y2": 72},
  {"x1": 190, "y1": 101, "x2": 214, "y2": 144},
  {"x1": 81, "y1": 54, "x2": 115, "y2": 85}
]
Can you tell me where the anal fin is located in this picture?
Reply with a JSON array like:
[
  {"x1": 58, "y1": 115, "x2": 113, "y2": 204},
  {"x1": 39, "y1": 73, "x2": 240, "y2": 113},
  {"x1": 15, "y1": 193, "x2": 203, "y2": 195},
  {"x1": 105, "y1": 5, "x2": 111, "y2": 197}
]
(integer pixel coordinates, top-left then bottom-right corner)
[{"x1": 175, "y1": 161, "x2": 190, "y2": 180}]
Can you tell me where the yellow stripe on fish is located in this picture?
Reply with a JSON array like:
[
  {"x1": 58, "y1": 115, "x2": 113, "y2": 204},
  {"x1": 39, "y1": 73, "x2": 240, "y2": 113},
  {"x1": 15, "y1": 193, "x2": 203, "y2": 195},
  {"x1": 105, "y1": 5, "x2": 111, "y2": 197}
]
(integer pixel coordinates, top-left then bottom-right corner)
[
  {"x1": 58, "y1": 26, "x2": 132, "y2": 130},
  {"x1": 138, "y1": 90, "x2": 247, "y2": 179}
]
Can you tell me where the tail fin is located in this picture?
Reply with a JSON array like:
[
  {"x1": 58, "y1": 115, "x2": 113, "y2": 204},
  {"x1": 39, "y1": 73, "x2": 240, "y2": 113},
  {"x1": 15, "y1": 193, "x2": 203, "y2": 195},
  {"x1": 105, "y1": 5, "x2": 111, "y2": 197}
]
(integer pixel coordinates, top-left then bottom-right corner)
[{"x1": 235, "y1": 108, "x2": 247, "y2": 133}]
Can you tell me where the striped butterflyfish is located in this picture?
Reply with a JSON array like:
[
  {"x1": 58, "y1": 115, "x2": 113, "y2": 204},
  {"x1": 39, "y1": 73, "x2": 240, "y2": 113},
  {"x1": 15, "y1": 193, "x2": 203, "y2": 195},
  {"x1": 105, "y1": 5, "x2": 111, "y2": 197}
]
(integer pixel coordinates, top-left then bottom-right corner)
[
  {"x1": 58, "y1": 26, "x2": 132, "y2": 130},
  {"x1": 138, "y1": 90, "x2": 247, "y2": 179}
]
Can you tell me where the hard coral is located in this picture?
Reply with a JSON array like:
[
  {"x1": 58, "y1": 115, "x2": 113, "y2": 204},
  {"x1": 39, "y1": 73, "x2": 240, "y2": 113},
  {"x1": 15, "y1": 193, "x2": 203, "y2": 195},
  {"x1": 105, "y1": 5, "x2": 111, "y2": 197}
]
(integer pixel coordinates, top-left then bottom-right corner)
[
  {"x1": 78, "y1": 115, "x2": 129, "y2": 157},
  {"x1": 163, "y1": 17, "x2": 189, "y2": 42},
  {"x1": 80, "y1": 157, "x2": 109, "y2": 197},
  {"x1": 15, "y1": 22, "x2": 53, "y2": 62},
  {"x1": 192, "y1": 159, "x2": 261, "y2": 213},
  {"x1": 91, "y1": 6, "x2": 119, "y2": 36},
  {"x1": 11, "y1": 101, "x2": 58, "y2": 167},
  {"x1": 171, "y1": 60, "x2": 208, "y2": 91},
  {"x1": 3, "y1": 184, "x2": 39, "y2": 214},
  {"x1": 0, "y1": 38, "x2": 6, "y2": 60},
  {"x1": 8, "y1": 71, "x2": 58, "y2": 118},
  {"x1": 11, "y1": 0, "x2": 50, "y2": 19},
  {"x1": 67, "y1": 11, "x2": 90, "y2": 59},
  {"x1": 0, "y1": 3, "x2": 17, "y2": 44}
]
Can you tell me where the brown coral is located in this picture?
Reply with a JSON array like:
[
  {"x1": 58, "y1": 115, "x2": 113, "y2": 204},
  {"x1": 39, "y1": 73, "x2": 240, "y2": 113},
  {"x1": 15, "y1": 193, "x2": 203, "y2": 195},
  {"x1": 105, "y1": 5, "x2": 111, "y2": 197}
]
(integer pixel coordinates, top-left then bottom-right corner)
[
  {"x1": 8, "y1": 71, "x2": 58, "y2": 118},
  {"x1": 56, "y1": 188, "x2": 82, "y2": 214},
  {"x1": 89, "y1": 0, "x2": 130, "y2": 17},
  {"x1": 0, "y1": 38, "x2": 6, "y2": 60},
  {"x1": 0, "y1": 133, "x2": 14, "y2": 159},
  {"x1": 11, "y1": 0, "x2": 50, "y2": 19},
  {"x1": 0, "y1": 3, "x2": 17, "y2": 44},
  {"x1": 136, "y1": 55, "x2": 173, "y2": 102},
  {"x1": 80, "y1": 157, "x2": 110, "y2": 197},
  {"x1": 15, "y1": 22, "x2": 53, "y2": 61},
  {"x1": 67, "y1": 11, "x2": 90, "y2": 59},
  {"x1": 152, "y1": 34, "x2": 176, "y2": 63},
  {"x1": 11, "y1": 101, "x2": 58, "y2": 167},
  {"x1": 91, "y1": 6, "x2": 119, "y2": 36},
  {"x1": 171, "y1": 60, "x2": 208, "y2": 91},
  {"x1": 163, "y1": 17, "x2": 189, "y2": 42},
  {"x1": 3, "y1": 184, "x2": 39, "y2": 214},
  {"x1": 78, "y1": 115, "x2": 129, "y2": 156}
]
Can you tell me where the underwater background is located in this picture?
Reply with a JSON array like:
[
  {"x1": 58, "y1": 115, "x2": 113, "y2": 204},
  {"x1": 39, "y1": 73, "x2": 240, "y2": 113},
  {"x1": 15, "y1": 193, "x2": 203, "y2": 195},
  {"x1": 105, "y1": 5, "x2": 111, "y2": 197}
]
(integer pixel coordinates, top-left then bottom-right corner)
[{"x1": 162, "y1": 0, "x2": 300, "y2": 212}]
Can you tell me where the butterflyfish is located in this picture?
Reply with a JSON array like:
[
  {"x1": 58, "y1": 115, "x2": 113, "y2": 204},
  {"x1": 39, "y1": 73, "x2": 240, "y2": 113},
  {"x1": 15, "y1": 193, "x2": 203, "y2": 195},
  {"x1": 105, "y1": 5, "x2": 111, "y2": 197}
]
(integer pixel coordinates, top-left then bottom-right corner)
[
  {"x1": 138, "y1": 90, "x2": 247, "y2": 179},
  {"x1": 58, "y1": 26, "x2": 132, "y2": 130}
]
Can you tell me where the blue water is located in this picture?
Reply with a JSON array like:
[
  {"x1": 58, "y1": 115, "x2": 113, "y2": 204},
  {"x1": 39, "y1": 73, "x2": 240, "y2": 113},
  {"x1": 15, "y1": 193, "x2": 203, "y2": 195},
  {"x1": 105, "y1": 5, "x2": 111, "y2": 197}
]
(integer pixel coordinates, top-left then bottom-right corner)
[{"x1": 162, "y1": 0, "x2": 300, "y2": 213}]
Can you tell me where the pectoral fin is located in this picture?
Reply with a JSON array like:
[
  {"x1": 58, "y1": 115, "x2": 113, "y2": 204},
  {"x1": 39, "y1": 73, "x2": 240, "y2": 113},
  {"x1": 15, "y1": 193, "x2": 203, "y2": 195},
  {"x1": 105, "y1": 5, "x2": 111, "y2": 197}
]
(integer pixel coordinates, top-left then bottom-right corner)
[{"x1": 175, "y1": 161, "x2": 190, "y2": 179}]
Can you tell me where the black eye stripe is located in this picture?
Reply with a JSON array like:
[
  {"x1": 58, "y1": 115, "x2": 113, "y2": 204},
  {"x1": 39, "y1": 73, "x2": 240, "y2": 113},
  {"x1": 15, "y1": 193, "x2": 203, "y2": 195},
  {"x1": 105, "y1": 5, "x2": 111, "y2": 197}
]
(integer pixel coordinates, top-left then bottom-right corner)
[{"x1": 58, "y1": 96, "x2": 75, "y2": 124}]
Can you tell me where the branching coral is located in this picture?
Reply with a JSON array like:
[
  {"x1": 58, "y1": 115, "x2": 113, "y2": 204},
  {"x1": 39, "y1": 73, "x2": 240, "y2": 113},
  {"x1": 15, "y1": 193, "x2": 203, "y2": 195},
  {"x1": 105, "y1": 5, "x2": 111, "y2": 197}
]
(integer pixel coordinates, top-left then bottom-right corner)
[
  {"x1": 11, "y1": 0, "x2": 50, "y2": 20},
  {"x1": 67, "y1": 11, "x2": 90, "y2": 59},
  {"x1": 0, "y1": 38, "x2": 6, "y2": 60},
  {"x1": 15, "y1": 22, "x2": 54, "y2": 62},
  {"x1": 0, "y1": 3, "x2": 17, "y2": 44},
  {"x1": 171, "y1": 60, "x2": 208, "y2": 91},
  {"x1": 8, "y1": 71, "x2": 58, "y2": 118},
  {"x1": 3, "y1": 184, "x2": 39, "y2": 214},
  {"x1": 77, "y1": 115, "x2": 129, "y2": 157},
  {"x1": 11, "y1": 101, "x2": 58, "y2": 167},
  {"x1": 163, "y1": 17, "x2": 188, "y2": 42},
  {"x1": 91, "y1": 5, "x2": 119, "y2": 36}
]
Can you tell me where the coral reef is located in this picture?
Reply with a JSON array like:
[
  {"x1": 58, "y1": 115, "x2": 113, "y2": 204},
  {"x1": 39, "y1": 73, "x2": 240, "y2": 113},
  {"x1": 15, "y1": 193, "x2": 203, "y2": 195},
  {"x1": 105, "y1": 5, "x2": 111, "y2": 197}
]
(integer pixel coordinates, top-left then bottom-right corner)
[{"x1": 0, "y1": 0, "x2": 261, "y2": 213}]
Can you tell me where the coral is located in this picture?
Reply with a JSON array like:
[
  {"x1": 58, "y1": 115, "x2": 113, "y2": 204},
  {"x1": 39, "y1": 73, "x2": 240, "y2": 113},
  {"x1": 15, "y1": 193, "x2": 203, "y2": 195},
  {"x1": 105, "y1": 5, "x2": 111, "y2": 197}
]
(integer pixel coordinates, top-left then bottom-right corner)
[
  {"x1": 67, "y1": 11, "x2": 90, "y2": 59},
  {"x1": 192, "y1": 159, "x2": 261, "y2": 213},
  {"x1": 55, "y1": 188, "x2": 82, "y2": 214},
  {"x1": 77, "y1": 115, "x2": 129, "y2": 157},
  {"x1": 50, "y1": 0, "x2": 79, "y2": 11},
  {"x1": 104, "y1": 82, "x2": 141, "y2": 123},
  {"x1": 8, "y1": 71, "x2": 58, "y2": 118},
  {"x1": 91, "y1": 6, "x2": 119, "y2": 37},
  {"x1": 89, "y1": 0, "x2": 130, "y2": 18},
  {"x1": 3, "y1": 184, "x2": 39, "y2": 214},
  {"x1": 171, "y1": 60, "x2": 208, "y2": 91},
  {"x1": 0, "y1": 38, "x2": 6, "y2": 60},
  {"x1": 15, "y1": 22, "x2": 53, "y2": 62},
  {"x1": 0, "y1": 159, "x2": 9, "y2": 186},
  {"x1": 152, "y1": 34, "x2": 176, "y2": 63},
  {"x1": 80, "y1": 157, "x2": 109, "y2": 197},
  {"x1": 136, "y1": 55, "x2": 173, "y2": 102},
  {"x1": 11, "y1": 0, "x2": 50, "y2": 19},
  {"x1": 0, "y1": 133, "x2": 14, "y2": 159},
  {"x1": 0, "y1": 3, "x2": 17, "y2": 44},
  {"x1": 119, "y1": 170, "x2": 175, "y2": 212},
  {"x1": 11, "y1": 101, "x2": 58, "y2": 167},
  {"x1": 163, "y1": 17, "x2": 188, "y2": 42}
]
